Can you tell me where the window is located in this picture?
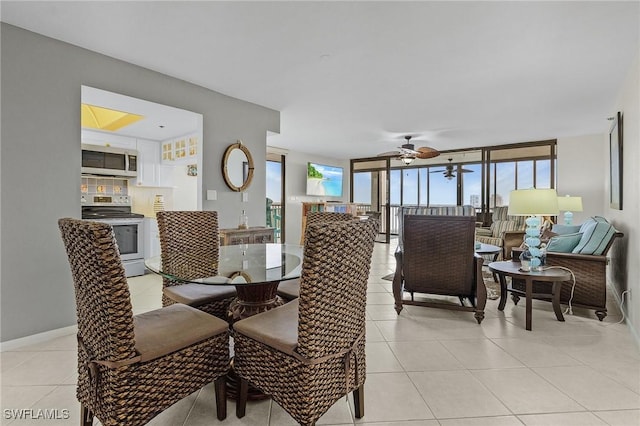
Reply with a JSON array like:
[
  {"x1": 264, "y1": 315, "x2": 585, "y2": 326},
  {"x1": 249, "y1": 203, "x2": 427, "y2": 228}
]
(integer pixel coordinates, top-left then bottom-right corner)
[
  {"x1": 353, "y1": 172, "x2": 372, "y2": 204},
  {"x1": 462, "y1": 163, "x2": 482, "y2": 208},
  {"x1": 402, "y1": 168, "x2": 418, "y2": 205}
]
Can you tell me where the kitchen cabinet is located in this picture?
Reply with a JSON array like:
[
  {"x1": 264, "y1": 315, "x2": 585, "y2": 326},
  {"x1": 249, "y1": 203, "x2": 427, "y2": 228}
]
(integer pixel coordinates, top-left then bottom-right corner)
[
  {"x1": 136, "y1": 139, "x2": 174, "y2": 187},
  {"x1": 220, "y1": 227, "x2": 275, "y2": 246},
  {"x1": 144, "y1": 218, "x2": 161, "y2": 259}
]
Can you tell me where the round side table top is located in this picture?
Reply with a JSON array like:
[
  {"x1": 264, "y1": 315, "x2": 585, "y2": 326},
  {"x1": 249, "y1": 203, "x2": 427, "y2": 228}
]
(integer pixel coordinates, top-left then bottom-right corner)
[{"x1": 488, "y1": 261, "x2": 571, "y2": 281}]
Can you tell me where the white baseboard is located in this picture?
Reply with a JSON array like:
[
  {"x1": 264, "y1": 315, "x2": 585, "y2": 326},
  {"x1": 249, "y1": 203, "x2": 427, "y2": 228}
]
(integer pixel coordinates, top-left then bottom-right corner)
[{"x1": 0, "y1": 325, "x2": 77, "y2": 352}]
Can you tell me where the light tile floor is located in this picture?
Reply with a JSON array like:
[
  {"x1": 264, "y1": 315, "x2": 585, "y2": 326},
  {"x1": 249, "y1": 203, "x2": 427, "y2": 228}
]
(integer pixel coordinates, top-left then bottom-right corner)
[{"x1": 2, "y1": 240, "x2": 639, "y2": 425}]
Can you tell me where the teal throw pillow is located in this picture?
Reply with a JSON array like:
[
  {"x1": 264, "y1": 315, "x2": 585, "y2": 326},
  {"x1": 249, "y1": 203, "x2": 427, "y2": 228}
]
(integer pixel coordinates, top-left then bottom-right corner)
[
  {"x1": 572, "y1": 218, "x2": 617, "y2": 255},
  {"x1": 552, "y1": 224, "x2": 581, "y2": 235},
  {"x1": 547, "y1": 233, "x2": 583, "y2": 253}
]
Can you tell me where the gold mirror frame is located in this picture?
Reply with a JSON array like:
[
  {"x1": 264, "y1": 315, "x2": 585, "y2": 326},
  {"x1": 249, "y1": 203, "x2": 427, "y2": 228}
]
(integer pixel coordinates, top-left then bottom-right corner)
[{"x1": 222, "y1": 140, "x2": 254, "y2": 192}]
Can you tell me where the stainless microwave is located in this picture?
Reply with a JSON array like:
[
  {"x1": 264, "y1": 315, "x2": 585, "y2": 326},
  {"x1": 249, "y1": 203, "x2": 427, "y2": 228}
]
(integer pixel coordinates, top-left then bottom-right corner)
[{"x1": 81, "y1": 144, "x2": 138, "y2": 177}]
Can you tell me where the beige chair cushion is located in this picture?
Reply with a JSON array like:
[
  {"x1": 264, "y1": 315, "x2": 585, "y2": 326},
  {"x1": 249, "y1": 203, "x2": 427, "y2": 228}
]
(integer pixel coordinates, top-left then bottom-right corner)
[
  {"x1": 277, "y1": 279, "x2": 300, "y2": 300},
  {"x1": 133, "y1": 303, "x2": 228, "y2": 362},
  {"x1": 233, "y1": 299, "x2": 299, "y2": 356},
  {"x1": 163, "y1": 283, "x2": 236, "y2": 307}
]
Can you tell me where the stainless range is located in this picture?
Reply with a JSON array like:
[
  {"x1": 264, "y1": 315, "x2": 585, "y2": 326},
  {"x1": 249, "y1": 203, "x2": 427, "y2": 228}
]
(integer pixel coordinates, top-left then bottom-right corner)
[{"x1": 81, "y1": 191, "x2": 145, "y2": 277}]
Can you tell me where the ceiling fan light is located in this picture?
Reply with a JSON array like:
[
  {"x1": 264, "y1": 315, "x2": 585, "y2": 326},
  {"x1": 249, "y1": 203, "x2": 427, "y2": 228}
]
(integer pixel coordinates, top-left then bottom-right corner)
[{"x1": 401, "y1": 156, "x2": 415, "y2": 165}]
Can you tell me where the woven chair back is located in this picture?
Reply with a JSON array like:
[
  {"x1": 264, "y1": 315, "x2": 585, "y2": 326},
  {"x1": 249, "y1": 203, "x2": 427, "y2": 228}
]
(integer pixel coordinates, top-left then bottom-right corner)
[
  {"x1": 156, "y1": 211, "x2": 219, "y2": 282},
  {"x1": 306, "y1": 211, "x2": 356, "y2": 227},
  {"x1": 58, "y1": 218, "x2": 137, "y2": 364},
  {"x1": 296, "y1": 219, "x2": 377, "y2": 360},
  {"x1": 402, "y1": 215, "x2": 476, "y2": 296}
]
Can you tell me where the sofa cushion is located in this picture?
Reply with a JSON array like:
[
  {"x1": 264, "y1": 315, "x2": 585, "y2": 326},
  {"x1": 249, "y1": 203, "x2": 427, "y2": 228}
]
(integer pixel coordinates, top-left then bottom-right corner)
[
  {"x1": 552, "y1": 224, "x2": 581, "y2": 235},
  {"x1": 547, "y1": 232, "x2": 583, "y2": 253},
  {"x1": 572, "y1": 218, "x2": 617, "y2": 255},
  {"x1": 491, "y1": 220, "x2": 520, "y2": 238}
]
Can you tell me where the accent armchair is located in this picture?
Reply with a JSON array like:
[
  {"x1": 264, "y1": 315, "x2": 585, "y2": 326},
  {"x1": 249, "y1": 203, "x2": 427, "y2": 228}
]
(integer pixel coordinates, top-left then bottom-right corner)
[
  {"x1": 475, "y1": 206, "x2": 526, "y2": 260},
  {"x1": 393, "y1": 215, "x2": 486, "y2": 323}
]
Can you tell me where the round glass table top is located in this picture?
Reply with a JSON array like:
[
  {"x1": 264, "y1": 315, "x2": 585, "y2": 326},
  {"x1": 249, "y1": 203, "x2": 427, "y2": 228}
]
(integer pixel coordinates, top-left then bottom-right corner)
[{"x1": 145, "y1": 243, "x2": 303, "y2": 286}]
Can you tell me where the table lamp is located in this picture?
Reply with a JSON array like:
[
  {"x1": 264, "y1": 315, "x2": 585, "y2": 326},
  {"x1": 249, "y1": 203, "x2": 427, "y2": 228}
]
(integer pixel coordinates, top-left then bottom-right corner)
[
  {"x1": 557, "y1": 195, "x2": 583, "y2": 225},
  {"x1": 508, "y1": 188, "x2": 559, "y2": 271}
]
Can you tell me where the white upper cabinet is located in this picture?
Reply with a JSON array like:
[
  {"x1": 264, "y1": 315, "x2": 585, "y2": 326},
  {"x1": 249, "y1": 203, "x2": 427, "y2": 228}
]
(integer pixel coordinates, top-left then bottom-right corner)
[
  {"x1": 135, "y1": 139, "x2": 174, "y2": 187},
  {"x1": 161, "y1": 133, "x2": 198, "y2": 164}
]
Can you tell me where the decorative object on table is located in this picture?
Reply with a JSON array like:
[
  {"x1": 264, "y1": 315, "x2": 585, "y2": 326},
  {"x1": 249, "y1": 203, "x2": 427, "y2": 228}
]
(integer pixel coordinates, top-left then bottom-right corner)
[
  {"x1": 557, "y1": 195, "x2": 583, "y2": 225},
  {"x1": 609, "y1": 111, "x2": 623, "y2": 210},
  {"x1": 238, "y1": 209, "x2": 249, "y2": 229},
  {"x1": 153, "y1": 194, "x2": 165, "y2": 213},
  {"x1": 508, "y1": 188, "x2": 559, "y2": 272},
  {"x1": 187, "y1": 164, "x2": 197, "y2": 176}
]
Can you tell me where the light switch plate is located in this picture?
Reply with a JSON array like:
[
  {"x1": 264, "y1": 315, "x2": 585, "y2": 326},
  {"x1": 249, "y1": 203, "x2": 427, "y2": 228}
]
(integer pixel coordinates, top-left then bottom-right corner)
[
  {"x1": 242, "y1": 192, "x2": 249, "y2": 202},
  {"x1": 206, "y1": 190, "x2": 217, "y2": 201}
]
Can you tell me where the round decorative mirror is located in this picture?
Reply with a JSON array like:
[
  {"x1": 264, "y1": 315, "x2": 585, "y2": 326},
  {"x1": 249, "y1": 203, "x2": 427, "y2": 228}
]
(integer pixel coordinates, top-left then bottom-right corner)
[{"x1": 222, "y1": 140, "x2": 254, "y2": 192}]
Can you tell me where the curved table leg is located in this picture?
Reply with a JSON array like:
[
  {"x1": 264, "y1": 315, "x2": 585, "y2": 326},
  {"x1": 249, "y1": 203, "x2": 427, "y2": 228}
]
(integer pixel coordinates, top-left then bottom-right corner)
[
  {"x1": 497, "y1": 273, "x2": 508, "y2": 311},
  {"x1": 552, "y1": 281, "x2": 565, "y2": 322},
  {"x1": 525, "y1": 278, "x2": 533, "y2": 331}
]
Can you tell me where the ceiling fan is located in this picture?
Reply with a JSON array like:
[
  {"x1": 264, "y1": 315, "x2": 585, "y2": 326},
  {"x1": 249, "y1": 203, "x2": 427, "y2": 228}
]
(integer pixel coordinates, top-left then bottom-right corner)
[
  {"x1": 377, "y1": 135, "x2": 440, "y2": 165},
  {"x1": 430, "y1": 158, "x2": 474, "y2": 180}
]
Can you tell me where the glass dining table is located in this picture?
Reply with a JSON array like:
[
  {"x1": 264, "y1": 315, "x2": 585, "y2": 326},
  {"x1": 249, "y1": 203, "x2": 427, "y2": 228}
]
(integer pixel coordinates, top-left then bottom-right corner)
[{"x1": 145, "y1": 243, "x2": 303, "y2": 322}]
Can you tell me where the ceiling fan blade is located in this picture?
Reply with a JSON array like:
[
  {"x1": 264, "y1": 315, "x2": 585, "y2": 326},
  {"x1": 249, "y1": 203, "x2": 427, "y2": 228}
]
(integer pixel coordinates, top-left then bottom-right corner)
[
  {"x1": 415, "y1": 147, "x2": 440, "y2": 159},
  {"x1": 429, "y1": 169, "x2": 446, "y2": 173},
  {"x1": 460, "y1": 168, "x2": 474, "y2": 173}
]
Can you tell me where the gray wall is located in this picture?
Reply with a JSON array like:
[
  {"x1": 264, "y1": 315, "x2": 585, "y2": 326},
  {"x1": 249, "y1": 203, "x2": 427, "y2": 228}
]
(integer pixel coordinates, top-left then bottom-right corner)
[{"x1": 0, "y1": 24, "x2": 279, "y2": 341}]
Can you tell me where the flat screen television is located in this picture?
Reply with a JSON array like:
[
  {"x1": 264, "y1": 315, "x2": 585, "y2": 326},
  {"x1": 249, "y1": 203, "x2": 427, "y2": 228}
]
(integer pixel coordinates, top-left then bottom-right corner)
[{"x1": 306, "y1": 162, "x2": 343, "y2": 197}]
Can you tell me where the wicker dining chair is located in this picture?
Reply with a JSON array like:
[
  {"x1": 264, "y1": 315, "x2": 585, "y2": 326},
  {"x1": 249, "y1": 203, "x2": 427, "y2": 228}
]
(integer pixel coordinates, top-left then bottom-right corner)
[
  {"x1": 156, "y1": 211, "x2": 236, "y2": 321},
  {"x1": 58, "y1": 218, "x2": 229, "y2": 426},
  {"x1": 233, "y1": 218, "x2": 378, "y2": 426},
  {"x1": 276, "y1": 211, "x2": 358, "y2": 301},
  {"x1": 393, "y1": 214, "x2": 487, "y2": 324}
]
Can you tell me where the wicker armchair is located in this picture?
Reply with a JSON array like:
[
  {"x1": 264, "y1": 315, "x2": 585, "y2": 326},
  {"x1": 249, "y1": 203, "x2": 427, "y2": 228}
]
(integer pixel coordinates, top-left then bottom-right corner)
[
  {"x1": 156, "y1": 211, "x2": 236, "y2": 321},
  {"x1": 58, "y1": 218, "x2": 229, "y2": 426},
  {"x1": 233, "y1": 219, "x2": 378, "y2": 426},
  {"x1": 393, "y1": 215, "x2": 486, "y2": 323},
  {"x1": 276, "y1": 211, "x2": 358, "y2": 301}
]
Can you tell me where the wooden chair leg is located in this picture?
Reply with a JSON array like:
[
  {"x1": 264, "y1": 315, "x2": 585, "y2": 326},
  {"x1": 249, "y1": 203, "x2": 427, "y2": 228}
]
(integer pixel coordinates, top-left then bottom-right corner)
[
  {"x1": 214, "y1": 376, "x2": 227, "y2": 421},
  {"x1": 80, "y1": 404, "x2": 93, "y2": 426},
  {"x1": 236, "y1": 377, "x2": 249, "y2": 418},
  {"x1": 352, "y1": 385, "x2": 364, "y2": 418}
]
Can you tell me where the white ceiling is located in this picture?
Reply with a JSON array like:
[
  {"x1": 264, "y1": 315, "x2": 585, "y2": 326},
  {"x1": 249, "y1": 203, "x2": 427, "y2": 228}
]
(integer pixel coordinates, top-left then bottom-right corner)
[
  {"x1": 82, "y1": 86, "x2": 201, "y2": 140},
  {"x1": 2, "y1": 1, "x2": 639, "y2": 159}
]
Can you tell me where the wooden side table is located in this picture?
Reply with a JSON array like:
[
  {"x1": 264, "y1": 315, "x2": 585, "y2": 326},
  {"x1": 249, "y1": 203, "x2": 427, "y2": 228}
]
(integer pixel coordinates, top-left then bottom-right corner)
[{"x1": 488, "y1": 261, "x2": 571, "y2": 331}]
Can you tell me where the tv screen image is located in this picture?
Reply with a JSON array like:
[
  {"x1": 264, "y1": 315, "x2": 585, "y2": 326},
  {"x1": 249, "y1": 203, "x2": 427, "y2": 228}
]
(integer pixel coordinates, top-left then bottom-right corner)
[{"x1": 307, "y1": 162, "x2": 343, "y2": 197}]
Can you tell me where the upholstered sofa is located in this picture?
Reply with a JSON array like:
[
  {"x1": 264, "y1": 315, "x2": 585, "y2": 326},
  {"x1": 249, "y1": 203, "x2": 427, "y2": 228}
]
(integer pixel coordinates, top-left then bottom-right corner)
[
  {"x1": 512, "y1": 216, "x2": 623, "y2": 320},
  {"x1": 475, "y1": 206, "x2": 526, "y2": 260}
]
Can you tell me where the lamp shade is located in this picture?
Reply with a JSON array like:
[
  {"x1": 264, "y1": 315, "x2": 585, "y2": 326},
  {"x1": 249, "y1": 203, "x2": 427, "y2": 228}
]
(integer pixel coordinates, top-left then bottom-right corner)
[
  {"x1": 508, "y1": 188, "x2": 559, "y2": 216},
  {"x1": 557, "y1": 195, "x2": 583, "y2": 212}
]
